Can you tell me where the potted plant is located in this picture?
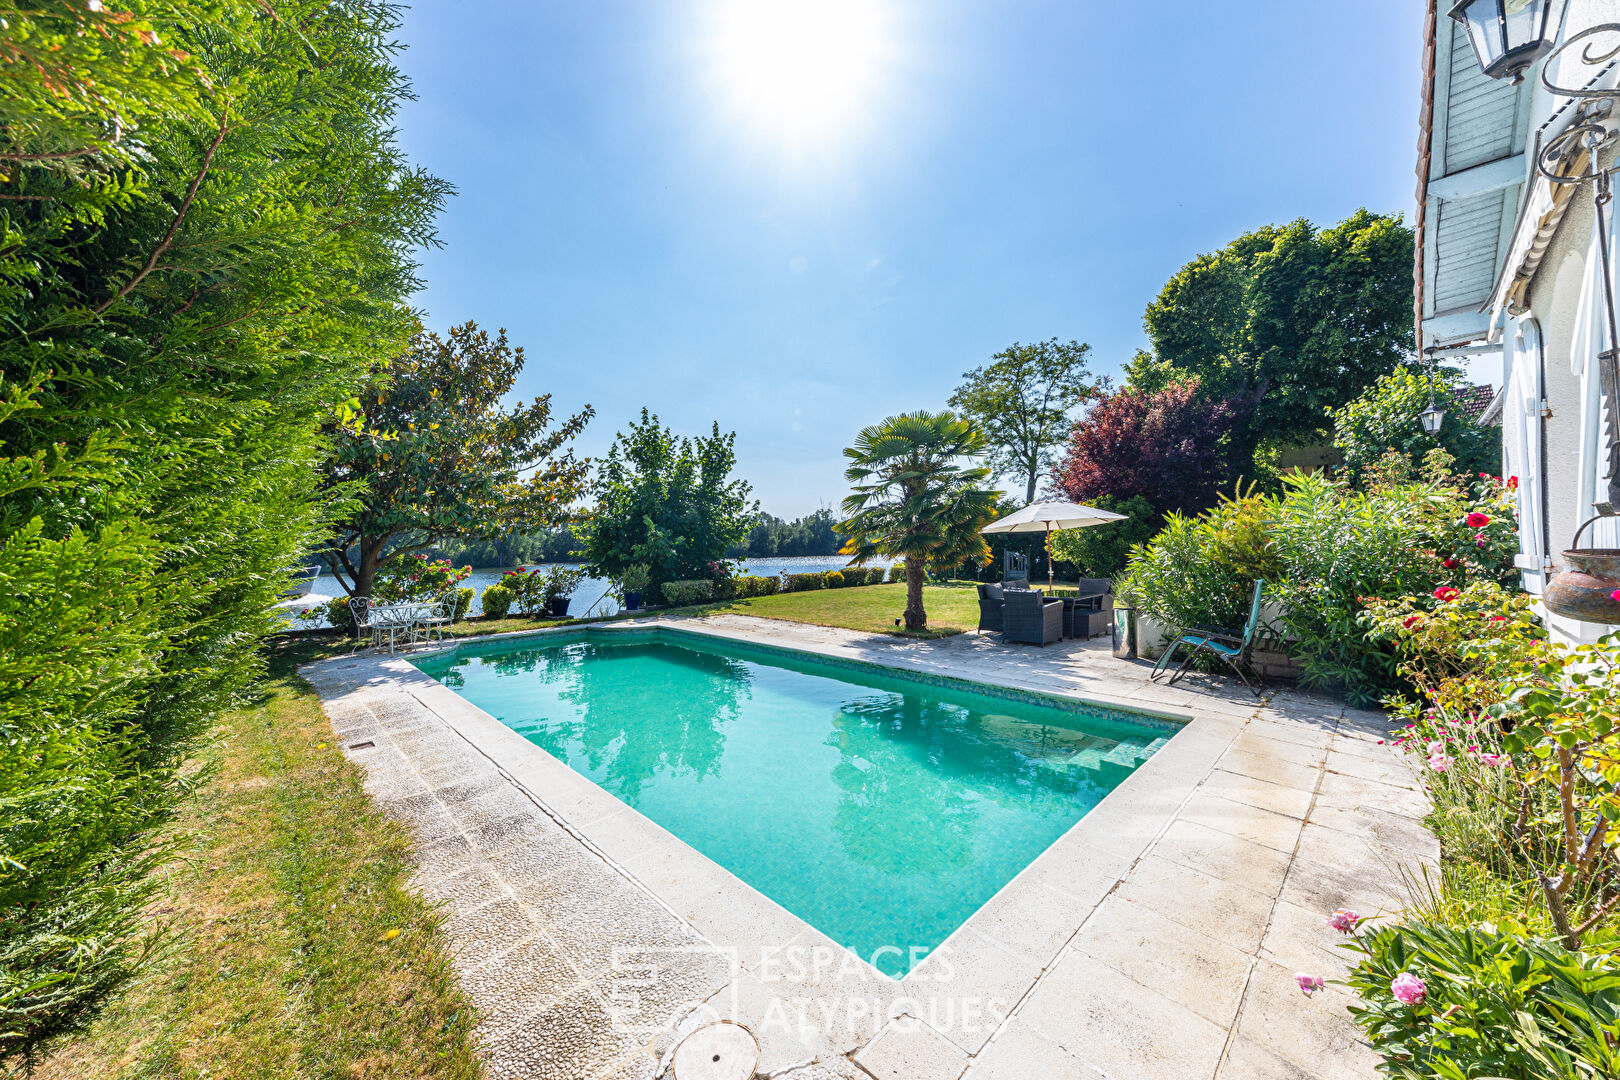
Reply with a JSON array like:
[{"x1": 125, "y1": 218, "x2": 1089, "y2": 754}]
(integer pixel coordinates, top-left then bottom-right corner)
[
  {"x1": 543, "y1": 566, "x2": 587, "y2": 617},
  {"x1": 620, "y1": 563, "x2": 650, "y2": 611}
]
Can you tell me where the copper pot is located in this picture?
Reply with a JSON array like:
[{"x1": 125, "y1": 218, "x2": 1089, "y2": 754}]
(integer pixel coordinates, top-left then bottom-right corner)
[{"x1": 1544, "y1": 516, "x2": 1620, "y2": 624}]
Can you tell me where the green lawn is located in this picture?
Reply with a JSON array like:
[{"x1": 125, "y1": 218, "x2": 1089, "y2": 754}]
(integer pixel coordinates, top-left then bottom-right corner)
[
  {"x1": 39, "y1": 640, "x2": 485, "y2": 1080},
  {"x1": 709, "y1": 581, "x2": 982, "y2": 638}
]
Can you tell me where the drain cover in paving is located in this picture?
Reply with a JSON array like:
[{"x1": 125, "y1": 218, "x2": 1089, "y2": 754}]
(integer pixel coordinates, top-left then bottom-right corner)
[{"x1": 671, "y1": 1021, "x2": 758, "y2": 1080}]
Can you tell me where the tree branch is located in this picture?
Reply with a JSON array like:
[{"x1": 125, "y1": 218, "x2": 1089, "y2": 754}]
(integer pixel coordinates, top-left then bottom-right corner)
[{"x1": 91, "y1": 111, "x2": 230, "y2": 316}]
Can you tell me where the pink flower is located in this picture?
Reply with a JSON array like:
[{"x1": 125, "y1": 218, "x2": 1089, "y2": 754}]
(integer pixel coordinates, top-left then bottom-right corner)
[
  {"x1": 1434, "y1": 586, "x2": 1458, "y2": 602},
  {"x1": 1611, "y1": 589, "x2": 1620, "y2": 604},
  {"x1": 1480, "y1": 753, "x2": 1510, "y2": 767},
  {"x1": 1328, "y1": 910, "x2": 1360, "y2": 933},
  {"x1": 1391, "y1": 972, "x2": 1427, "y2": 1006},
  {"x1": 1295, "y1": 973, "x2": 1325, "y2": 996},
  {"x1": 1428, "y1": 753, "x2": 1449, "y2": 773},
  {"x1": 1488, "y1": 615, "x2": 1508, "y2": 622},
  {"x1": 1465, "y1": 512, "x2": 1491, "y2": 528},
  {"x1": 1426, "y1": 739, "x2": 1445, "y2": 754}
]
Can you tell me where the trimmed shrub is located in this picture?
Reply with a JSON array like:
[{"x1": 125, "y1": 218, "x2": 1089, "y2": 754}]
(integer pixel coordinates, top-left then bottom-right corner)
[
  {"x1": 824, "y1": 571, "x2": 845, "y2": 588},
  {"x1": 480, "y1": 583, "x2": 513, "y2": 619},
  {"x1": 728, "y1": 575, "x2": 778, "y2": 599},
  {"x1": 887, "y1": 562, "x2": 907, "y2": 584},
  {"x1": 662, "y1": 580, "x2": 717, "y2": 606},
  {"x1": 864, "y1": 566, "x2": 887, "y2": 585},
  {"x1": 783, "y1": 572, "x2": 827, "y2": 592},
  {"x1": 452, "y1": 587, "x2": 475, "y2": 622},
  {"x1": 327, "y1": 596, "x2": 357, "y2": 635}
]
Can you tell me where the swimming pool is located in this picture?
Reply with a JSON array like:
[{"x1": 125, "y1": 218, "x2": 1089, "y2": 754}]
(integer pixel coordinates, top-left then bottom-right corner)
[{"x1": 413, "y1": 629, "x2": 1175, "y2": 977}]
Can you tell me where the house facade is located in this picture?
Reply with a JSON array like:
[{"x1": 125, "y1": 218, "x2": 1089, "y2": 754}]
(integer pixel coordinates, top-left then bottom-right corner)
[{"x1": 1419, "y1": 0, "x2": 1620, "y2": 642}]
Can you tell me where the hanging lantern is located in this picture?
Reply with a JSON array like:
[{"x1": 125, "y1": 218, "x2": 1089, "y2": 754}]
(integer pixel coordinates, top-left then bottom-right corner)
[
  {"x1": 1419, "y1": 400, "x2": 1446, "y2": 436},
  {"x1": 1449, "y1": 0, "x2": 1565, "y2": 84}
]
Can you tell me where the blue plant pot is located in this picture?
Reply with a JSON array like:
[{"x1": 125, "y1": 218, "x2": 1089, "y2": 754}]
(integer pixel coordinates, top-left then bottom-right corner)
[{"x1": 625, "y1": 592, "x2": 642, "y2": 611}]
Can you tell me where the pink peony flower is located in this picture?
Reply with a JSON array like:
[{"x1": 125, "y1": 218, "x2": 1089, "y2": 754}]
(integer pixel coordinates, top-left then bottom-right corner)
[
  {"x1": 1328, "y1": 910, "x2": 1360, "y2": 933},
  {"x1": 1465, "y1": 512, "x2": 1491, "y2": 528},
  {"x1": 1391, "y1": 972, "x2": 1427, "y2": 1006},
  {"x1": 1434, "y1": 586, "x2": 1459, "y2": 602},
  {"x1": 1295, "y1": 973, "x2": 1325, "y2": 996},
  {"x1": 1428, "y1": 753, "x2": 1449, "y2": 773}
]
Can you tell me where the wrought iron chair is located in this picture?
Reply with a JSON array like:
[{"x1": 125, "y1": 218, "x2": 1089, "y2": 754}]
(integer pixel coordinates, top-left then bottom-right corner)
[
  {"x1": 1149, "y1": 581, "x2": 1267, "y2": 696},
  {"x1": 1002, "y1": 550, "x2": 1030, "y2": 589},
  {"x1": 409, "y1": 593, "x2": 455, "y2": 646},
  {"x1": 347, "y1": 596, "x2": 378, "y2": 649}
]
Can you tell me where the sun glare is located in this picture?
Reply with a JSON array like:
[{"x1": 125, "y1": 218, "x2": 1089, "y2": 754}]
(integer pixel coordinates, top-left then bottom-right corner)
[{"x1": 709, "y1": 0, "x2": 890, "y2": 144}]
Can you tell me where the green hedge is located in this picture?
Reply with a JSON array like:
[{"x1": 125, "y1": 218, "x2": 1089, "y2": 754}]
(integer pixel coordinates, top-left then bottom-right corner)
[
  {"x1": 781, "y1": 572, "x2": 827, "y2": 593},
  {"x1": 661, "y1": 580, "x2": 717, "y2": 605}
]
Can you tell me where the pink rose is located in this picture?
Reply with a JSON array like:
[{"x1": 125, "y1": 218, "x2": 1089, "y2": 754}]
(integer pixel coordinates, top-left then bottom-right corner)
[
  {"x1": 1328, "y1": 909, "x2": 1360, "y2": 933},
  {"x1": 1465, "y1": 512, "x2": 1490, "y2": 528},
  {"x1": 1428, "y1": 753, "x2": 1449, "y2": 773},
  {"x1": 1611, "y1": 589, "x2": 1620, "y2": 604},
  {"x1": 1391, "y1": 972, "x2": 1426, "y2": 1006},
  {"x1": 1295, "y1": 973, "x2": 1324, "y2": 996}
]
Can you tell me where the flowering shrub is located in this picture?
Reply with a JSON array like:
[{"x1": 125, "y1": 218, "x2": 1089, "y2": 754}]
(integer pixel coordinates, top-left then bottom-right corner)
[
  {"x1": 1328, "y1": 583, "x2": 1620, "y2": 1076},
  {"x1": 1336, "y1": 920, "x2": 1620, "y2": 1078},
  {"x1": 373, "y1": 554, "x2": 471, "y2": 604}
]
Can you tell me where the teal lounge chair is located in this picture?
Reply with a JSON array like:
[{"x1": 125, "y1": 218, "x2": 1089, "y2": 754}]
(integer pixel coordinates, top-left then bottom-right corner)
[{"x1": 1149, "y1": 581, "x2": 1266, "y2": 696}]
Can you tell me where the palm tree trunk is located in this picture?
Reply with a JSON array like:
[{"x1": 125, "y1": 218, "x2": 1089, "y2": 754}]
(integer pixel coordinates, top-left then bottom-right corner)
[{"x1": 903, "y1": 559, "x2": 927, "y2": 631}]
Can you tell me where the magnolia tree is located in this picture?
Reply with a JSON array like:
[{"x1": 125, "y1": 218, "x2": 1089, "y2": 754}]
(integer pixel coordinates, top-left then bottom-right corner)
[{"x1": 319, "y1": 322, "x2": 593, "y2": 598}]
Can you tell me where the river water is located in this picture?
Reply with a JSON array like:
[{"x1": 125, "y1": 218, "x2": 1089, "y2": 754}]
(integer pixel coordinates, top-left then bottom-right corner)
[{"x1": 279, "y1": 554, "x2": 896, "y2": 626}]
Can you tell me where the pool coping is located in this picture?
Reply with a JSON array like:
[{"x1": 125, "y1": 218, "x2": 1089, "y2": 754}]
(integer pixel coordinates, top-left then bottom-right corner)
[{"x1": 312, "y1": 618, "x2": 1260, "y2": 1054}]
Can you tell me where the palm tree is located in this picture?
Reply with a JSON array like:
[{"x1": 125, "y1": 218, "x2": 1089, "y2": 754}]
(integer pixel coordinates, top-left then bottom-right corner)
[{"x1": 836, "y1": 411, "x2": 1000, "y2": 631}]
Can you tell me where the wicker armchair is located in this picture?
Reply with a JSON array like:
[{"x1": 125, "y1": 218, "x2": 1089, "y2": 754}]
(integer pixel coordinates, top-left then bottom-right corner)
[
  {"x1": 976, "y1": 583, "x2": 1004, "y2": 634},
  {"x1": 1002, "y1": 588, "x2": 1063, "y2": 646}
]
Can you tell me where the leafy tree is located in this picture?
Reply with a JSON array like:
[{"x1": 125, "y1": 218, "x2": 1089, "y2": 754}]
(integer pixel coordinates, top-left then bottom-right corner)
[
  {"x1": 948, "y1": 338, "x2": 1099, "y2": 504},
  {"x1": 1331, "y1": 366, "x2": 1499, "y2": 483},
  {"x1": 1047, "y1": 494, "x2": 1161, "y2": 580},
  {"x1": 836, "y1": 412, "x2": 999, "y2": 631},
  {"x1": 1053, "y1": 378, "x2": 1246, "y2": 516},
  {"x1": 1126, "y1": 210, "x2": 1414, "y2": 472},
  {"x1": 320, "y1": 322, "x2": 592, "y2": 598},
  {"x1": 0, "y1": 0, "x2": 446, "y2": 1061},
  {"x1": 577, "y1": 410, "x2": 757, "y2": 600},
  {"x1": 734, "y1": 508, "x2": 842, "y2": 557}
]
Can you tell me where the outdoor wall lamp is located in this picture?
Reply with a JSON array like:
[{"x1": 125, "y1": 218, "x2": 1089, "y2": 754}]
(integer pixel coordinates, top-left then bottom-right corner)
[
  {"x1": 1450, "y1": 0, "x2": 1566, "y2": 84},
  {"x1": 1418, "y1": 347, "x2": 1447, "y2": 437}
]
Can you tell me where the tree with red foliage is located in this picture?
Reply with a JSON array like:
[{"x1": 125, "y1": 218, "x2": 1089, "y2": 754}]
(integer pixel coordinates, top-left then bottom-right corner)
[{"x1": 1052, "y1": 378, "x2": 1246, "y2": 516}]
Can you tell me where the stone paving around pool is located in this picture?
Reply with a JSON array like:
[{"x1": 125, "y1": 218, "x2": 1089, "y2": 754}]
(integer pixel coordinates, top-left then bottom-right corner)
[{"x1": 303, "y1": 614, "x2": 1435, "y2": 1080}]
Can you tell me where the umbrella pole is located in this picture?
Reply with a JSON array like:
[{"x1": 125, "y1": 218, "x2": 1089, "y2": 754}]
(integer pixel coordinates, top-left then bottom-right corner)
[{"x1": 1046, "y1": 523, "x2": 1054, "y2": 594}]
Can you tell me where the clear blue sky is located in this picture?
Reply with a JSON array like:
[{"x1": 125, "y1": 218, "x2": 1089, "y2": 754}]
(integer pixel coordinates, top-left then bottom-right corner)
[{"x1": 394, "y1": 0, "x2": 1422, "y2": 517}]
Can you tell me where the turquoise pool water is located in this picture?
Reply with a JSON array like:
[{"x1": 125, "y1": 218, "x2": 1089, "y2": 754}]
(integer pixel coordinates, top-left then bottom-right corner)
[{"x1": 413, "y1": 631, "x2": 1171, "y2": 977}]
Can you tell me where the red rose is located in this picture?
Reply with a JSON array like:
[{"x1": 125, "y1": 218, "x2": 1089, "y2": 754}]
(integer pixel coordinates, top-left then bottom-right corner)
[
  {"x1": 1465, "y1": 512, "x2": 1490, "y2": 528},
  {"x1": 1434, "y1": 586, "x2": 1459, "y2": 602},
  {"x1": 1508, "y1": 476, "x2": 1519, "y2": 490},
  {"x1": 1402, "y1": 615, "x2": 1420, "y2": 629},
  {"x1": 1442, "y1": 557, "x2": 1458, "y2": 569}
]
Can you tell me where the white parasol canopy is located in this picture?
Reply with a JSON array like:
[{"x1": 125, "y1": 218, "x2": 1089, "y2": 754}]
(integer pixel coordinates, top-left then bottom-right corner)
[
  {"x1": 981, "y1": 500, "x2": 1128, "y2": 592},
  {"x1": 980, "y1": 500, "x2": 1127, "y2": 534}
]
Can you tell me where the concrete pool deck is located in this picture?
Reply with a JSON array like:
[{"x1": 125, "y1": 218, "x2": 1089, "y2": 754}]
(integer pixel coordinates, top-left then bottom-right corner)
[{"x1": 303, "y1": 614, "x2": 1435, "y2": 1080}]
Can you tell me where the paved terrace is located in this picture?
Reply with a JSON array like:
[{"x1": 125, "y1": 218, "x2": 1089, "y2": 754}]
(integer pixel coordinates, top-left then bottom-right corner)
[{"x1": 303, "y1": 614, "x2": 1435, "y2": 1080}]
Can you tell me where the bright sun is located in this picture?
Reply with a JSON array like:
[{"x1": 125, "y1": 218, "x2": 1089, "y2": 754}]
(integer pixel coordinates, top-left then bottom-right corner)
[{"x1": 709, "y1": 0, "x2": 890, "y2": 143}]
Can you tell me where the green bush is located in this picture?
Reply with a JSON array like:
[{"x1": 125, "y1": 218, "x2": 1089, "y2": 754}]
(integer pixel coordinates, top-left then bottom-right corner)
[
  {"x1": 727, "y1": 575, "x2": 778, "y2": 599},
  {"x1": 1122, "y1": 465, "x2": 1520, "y2": 703},
  {"x1": 783, "y1": 572, "x2": 827, "y2": 593},
  {"x1": 824, "y1": 570, "x2": 845, "y2": 588},
  {"x1": 452, "y1": 587, "x2": 475, "y2": 622},
  {"x1": 480, "y1": 584, "x2": 514, "y2": 619},
  {"x1": 887, "y1": 562, "x2": 907, "y2": 583},
  {"x1": 661, "y1": 580, "x2": 717, "y2": 605},
  {"x1": 1331, "y1": 366, "x2": 1499, "y2": 483}
]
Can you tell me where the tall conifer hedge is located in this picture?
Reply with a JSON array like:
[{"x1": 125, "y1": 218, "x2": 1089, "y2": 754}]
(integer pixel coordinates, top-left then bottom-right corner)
[{"x1": 0, "y1": 0, "x2": 447, "y2": 1061}]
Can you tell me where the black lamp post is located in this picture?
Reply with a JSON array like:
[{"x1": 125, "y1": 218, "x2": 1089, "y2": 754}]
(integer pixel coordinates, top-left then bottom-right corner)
[{"x1": 1449, "y1": 0, "x2": 1565, "y2": 84}]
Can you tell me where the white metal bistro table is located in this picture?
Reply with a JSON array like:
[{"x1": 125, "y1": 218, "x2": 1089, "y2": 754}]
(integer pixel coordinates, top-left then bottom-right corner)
[{"x1": 367, "y1": 601, "x2": 437, "y2": 654}]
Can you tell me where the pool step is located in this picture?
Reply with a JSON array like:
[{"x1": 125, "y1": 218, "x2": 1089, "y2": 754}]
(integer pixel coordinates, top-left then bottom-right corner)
[{"x1": 1051, "y1": 736, "x2": 1168, "y2": 771}]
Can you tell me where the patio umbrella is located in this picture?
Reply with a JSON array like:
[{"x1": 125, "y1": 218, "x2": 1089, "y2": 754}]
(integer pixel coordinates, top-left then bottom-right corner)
[{"x1": 980, "y1": 500, "x2": 1128, "y2": 593}]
